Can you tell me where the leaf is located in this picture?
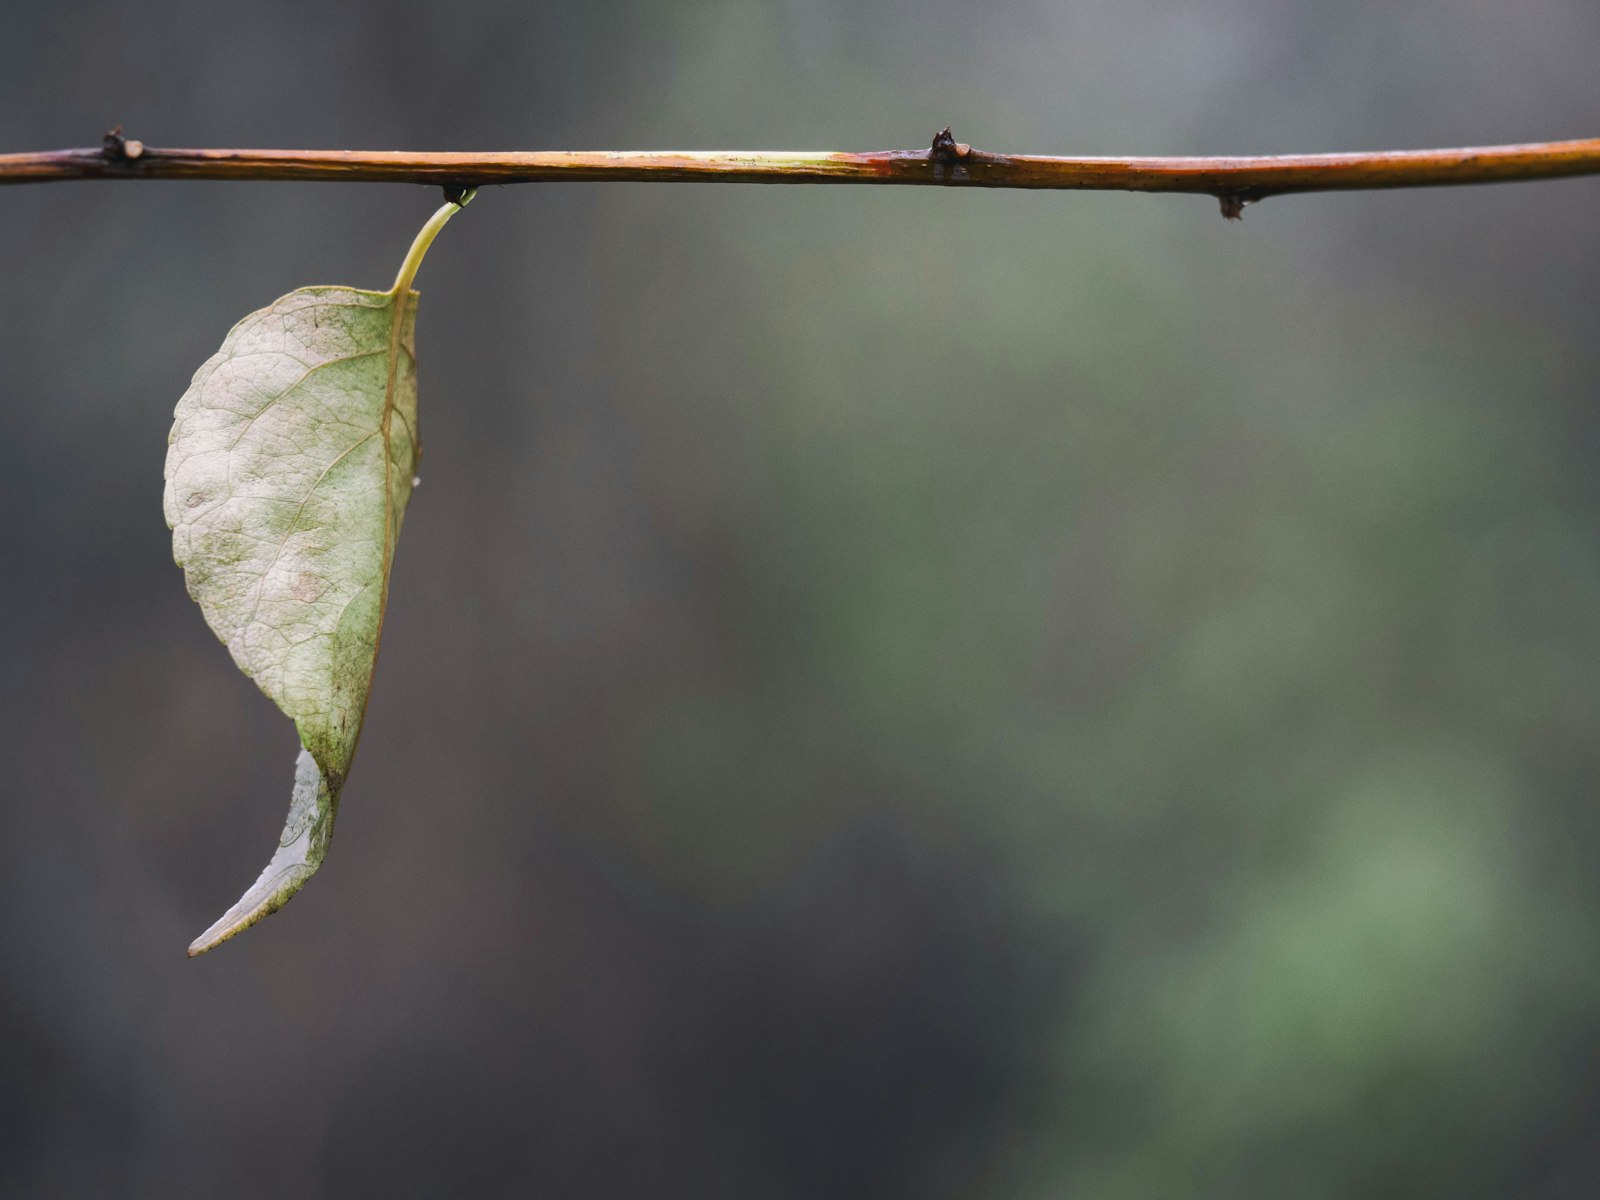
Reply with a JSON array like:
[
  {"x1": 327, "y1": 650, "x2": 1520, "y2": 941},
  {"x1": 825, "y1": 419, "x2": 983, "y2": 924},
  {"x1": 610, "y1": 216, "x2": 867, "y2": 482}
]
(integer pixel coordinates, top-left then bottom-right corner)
[{"x1": 164, "y1": 197, "x2": 468, "y2": 956}]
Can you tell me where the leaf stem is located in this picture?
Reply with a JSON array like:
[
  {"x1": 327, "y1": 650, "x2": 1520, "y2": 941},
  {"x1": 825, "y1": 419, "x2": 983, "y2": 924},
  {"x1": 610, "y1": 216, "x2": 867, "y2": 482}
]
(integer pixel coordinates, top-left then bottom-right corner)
[{"x1": 390, "y1": 189, "x2": 474, "y2": 295}]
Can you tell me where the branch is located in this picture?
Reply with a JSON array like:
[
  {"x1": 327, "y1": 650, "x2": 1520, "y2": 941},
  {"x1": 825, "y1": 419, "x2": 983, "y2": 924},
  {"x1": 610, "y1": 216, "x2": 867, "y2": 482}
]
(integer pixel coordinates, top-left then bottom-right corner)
[{"x1": 5, "y1": 127, "x2": 1600, "y2": 218}]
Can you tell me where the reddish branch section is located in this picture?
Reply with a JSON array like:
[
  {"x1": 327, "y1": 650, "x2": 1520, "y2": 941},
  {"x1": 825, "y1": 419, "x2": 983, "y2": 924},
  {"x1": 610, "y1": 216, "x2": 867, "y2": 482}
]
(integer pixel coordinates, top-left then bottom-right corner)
[{"x1": 4, "y1": 128, "x2": 1600, "y2": 217}]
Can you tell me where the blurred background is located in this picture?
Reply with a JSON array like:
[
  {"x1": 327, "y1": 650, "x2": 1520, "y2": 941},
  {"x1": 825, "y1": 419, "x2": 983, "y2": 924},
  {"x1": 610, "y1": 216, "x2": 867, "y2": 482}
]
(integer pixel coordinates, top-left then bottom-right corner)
[{"x1": 4, "y1": 1, "x2": 1600, "y2": 1195}]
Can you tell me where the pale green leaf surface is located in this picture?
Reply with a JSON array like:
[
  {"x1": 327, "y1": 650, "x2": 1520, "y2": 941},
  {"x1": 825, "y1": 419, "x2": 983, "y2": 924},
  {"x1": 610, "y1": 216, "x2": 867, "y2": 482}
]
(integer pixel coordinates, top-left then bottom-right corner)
[{"x1": 164, "y1": 284, "x2": 421, "y2": 956}]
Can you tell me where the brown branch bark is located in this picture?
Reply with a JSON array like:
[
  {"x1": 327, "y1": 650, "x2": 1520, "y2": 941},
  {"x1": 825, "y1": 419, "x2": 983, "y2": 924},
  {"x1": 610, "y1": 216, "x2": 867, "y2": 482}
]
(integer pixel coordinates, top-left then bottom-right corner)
[{"x1": 4, "y1": 128, "x2": 1600, "y2": 217}]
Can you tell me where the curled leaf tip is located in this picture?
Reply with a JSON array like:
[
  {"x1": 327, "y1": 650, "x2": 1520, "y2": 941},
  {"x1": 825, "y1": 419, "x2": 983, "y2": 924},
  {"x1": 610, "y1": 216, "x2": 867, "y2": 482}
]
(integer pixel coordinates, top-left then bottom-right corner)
[{"x1": 187, "y1": 751, "x2": 338, "y2": 957}]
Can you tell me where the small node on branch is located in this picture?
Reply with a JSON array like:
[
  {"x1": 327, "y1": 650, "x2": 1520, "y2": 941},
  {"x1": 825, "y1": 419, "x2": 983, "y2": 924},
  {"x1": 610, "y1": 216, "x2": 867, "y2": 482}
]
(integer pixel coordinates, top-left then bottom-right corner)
[
  {"x1": 101, "y1": 126, "x2": 144, "y2": 163},
  {"x1": 1217, "y1": 190, "x2": 1262, "y2": 220},
  {"x1": 929, "y1": 126, "x2": 972, "y2": 163}
]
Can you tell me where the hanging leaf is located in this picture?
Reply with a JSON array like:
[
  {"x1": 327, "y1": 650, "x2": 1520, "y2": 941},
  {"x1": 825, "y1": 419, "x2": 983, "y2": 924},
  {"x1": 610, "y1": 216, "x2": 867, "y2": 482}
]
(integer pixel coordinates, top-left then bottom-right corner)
[{"x1": 164, "y1": 195, "x2": 471, "y2": 956}]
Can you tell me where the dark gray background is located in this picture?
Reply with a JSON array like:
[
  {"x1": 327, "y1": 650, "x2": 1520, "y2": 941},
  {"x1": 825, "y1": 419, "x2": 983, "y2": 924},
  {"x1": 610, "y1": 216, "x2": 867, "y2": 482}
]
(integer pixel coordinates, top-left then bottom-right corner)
[{"x1": 5, "y1": 1, "x2": 1600, "y2": 1195}]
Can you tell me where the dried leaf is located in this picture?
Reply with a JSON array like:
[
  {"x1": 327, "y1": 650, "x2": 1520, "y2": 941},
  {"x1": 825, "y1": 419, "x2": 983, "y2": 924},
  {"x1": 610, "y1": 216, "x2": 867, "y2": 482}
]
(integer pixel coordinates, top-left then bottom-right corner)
[{"x1": 164, "y1": 198, "x2": 467, "y2": 955}]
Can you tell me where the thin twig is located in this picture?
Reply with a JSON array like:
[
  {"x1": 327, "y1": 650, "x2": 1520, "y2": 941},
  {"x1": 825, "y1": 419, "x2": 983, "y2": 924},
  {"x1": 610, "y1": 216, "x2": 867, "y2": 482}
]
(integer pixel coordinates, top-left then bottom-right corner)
[{"x1": 4, "y1": 127, "x2": 1600, "y2": 218}]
